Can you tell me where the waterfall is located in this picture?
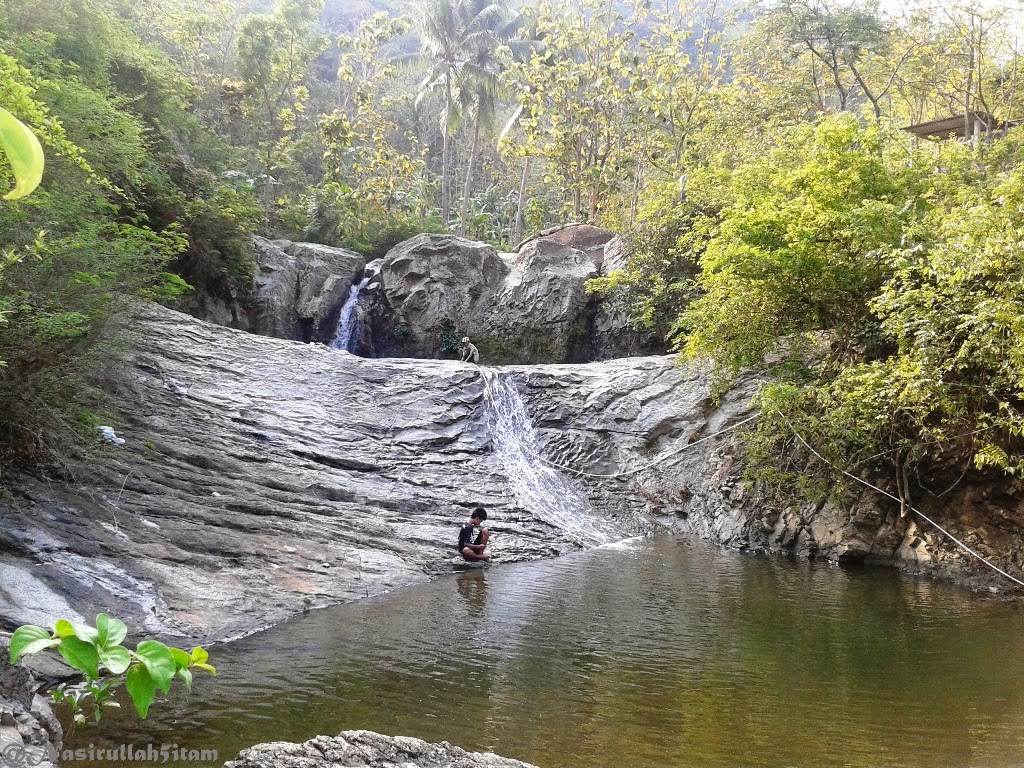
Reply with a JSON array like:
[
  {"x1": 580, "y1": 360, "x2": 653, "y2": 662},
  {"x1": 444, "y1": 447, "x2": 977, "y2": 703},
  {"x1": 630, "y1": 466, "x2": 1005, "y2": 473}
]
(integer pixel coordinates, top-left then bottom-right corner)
[
  {"x1": 332, "y1": 276, "x2": 371, "y2": 351},
  {"x1": 480, "y1": 369, "x2": 622, "y2": 547}
]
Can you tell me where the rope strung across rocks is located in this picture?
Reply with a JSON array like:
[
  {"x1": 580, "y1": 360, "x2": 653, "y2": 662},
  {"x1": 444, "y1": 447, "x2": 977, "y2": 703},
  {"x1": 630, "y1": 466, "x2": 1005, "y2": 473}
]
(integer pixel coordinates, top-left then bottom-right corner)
[
  {"x1": 477, "y1": 367, "x2": 757, "y2": 479},
  {"x1": 777, "y1": 412, "x2": 1024, "y2": 589}
]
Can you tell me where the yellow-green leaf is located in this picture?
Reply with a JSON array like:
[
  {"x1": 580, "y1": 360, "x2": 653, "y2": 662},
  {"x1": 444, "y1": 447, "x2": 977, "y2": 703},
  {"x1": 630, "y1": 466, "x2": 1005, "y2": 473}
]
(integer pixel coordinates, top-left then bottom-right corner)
[{"x1": 0, "y1": 107, "x2": 44, "y2": 200}]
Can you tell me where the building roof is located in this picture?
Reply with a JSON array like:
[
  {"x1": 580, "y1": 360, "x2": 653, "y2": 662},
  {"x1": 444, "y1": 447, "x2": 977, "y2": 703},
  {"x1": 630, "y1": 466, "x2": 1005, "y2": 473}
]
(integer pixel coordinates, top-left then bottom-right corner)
[{"x1": 903, "y1": 112, "x2": 999, "y2": 140}]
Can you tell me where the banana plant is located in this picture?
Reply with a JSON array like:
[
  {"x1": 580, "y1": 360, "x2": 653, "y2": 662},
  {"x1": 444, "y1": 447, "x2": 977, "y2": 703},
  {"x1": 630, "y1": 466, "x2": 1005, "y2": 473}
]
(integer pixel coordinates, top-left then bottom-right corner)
[
  {"x1": 0, "y1": 106, "x2": 44, "y2": 200},
  {"x1": 9, "y1": 614, "x2": 214, "y2": 723}
]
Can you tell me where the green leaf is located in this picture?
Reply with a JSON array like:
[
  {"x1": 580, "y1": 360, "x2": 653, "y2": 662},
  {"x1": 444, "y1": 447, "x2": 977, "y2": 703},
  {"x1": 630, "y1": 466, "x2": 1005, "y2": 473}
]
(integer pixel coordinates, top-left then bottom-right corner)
[
  {"x1": 54, "y1": 620, "x2": 75, "y2": 638},
  {"x1": 99, "y1": 645, "x2": 131, "y2": 675},
  {"x1": 134, "y1": 641, "x2": 176, "y2": 693},
  {"x1": 95, "y1": 613, "x2": 127, "y2": 647},
  {"x1": 70, "y1": 623, "x2": 99, "y2": 644},
  {"x1": 58, "y1": 636, "x2": 100, "y2": 679},
  {"x1": 0, "y1": 107, "x2": 44, "y2": 200},
  {"x1": 95, "y1": 613, "x2": 109, "y2": 644},
  {"x1": 170, "y1": 647, "x2": 190, "y2": 671},
  {"x1": 125, "y1": 665, "x2": 157, "y2": 719},
  {"x1": 10, "y1": 625, "x2": 59, "y2": 663},
  {"x1": 189, "y1": 647, "x2": 209, "y2": 665},
  {"x1": 193, "y1": 662, "x2": 216, "y2": 675}
]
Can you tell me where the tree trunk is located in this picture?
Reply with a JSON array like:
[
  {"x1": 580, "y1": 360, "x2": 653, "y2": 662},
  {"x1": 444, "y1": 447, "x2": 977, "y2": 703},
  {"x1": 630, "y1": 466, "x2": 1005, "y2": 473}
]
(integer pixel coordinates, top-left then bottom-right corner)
[
  {"x1": 459, "y1": 109, "x2": 482, "y2": 235},
  {"x1": 512, "y1": 155, "x2": 529, "y2": 247},
  {"x1": 441, "y1": 77, "x2": 453, "y2": 227}
]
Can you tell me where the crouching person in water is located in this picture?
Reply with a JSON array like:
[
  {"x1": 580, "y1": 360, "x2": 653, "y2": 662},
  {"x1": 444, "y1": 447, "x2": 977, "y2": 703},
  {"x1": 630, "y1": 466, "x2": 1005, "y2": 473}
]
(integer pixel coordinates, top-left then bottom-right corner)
[{"x1": 458, "y1": 507, "x2": 490, "y2": 562}]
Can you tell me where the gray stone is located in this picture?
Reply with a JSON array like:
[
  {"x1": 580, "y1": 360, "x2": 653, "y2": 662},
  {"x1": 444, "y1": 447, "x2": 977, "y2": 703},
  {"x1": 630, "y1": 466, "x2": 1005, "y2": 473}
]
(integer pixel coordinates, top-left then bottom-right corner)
[
  {"x1": 0, "y1": 650, "x2": 61, "y2": 768},
  {"x1": 224, "y1": 731, "x2": 537, "y2": 768},
  {"x1": 176, "y1": 237, "x2": 365, "y2": 344},
  {"x1": 0, "y1": 303, "x2": 737, "y2": 643},
  {"x1": 364, "y1": 230, "x2": 666, "y2": 364}
]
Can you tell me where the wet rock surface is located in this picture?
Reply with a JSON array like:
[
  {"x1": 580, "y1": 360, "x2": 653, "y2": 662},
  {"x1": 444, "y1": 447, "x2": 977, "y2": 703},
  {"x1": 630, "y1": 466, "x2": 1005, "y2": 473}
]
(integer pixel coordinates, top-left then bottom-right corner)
[
  {"x1": 1, "y1": 301, "x2": 1019, "y2": 653},
  {"x1": 224, "y1": 731, "x2": 537, "y2": 768},
  {"x1": 0, "y1": 304, "x2": 740, "y2": 643}
]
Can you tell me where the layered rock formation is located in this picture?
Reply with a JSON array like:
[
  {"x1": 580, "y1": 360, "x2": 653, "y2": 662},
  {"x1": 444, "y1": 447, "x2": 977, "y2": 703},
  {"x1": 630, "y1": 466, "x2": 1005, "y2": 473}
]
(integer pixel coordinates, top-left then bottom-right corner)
[
  {"x1": 2, "y1": 300, "x2": 1019, "y2": 652},
  {"x1": 179, "y1": 237, "x2": 365, "y2": 344},
  {"x1": 0, "y1": 659, "x2": 62, "y2": 768},
  {"x1": 224, "y1": 731, "x2": 537, "y2": 768},
  {"x1": 0, "y1": 303, "x2": 745, "y2": 643}
]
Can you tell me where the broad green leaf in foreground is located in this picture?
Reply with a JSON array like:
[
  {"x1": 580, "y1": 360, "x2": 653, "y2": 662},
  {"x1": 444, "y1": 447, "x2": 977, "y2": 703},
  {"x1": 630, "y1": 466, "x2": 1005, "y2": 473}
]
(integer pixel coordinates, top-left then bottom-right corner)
[
  {"x1": 9, "y1": 625, "x2": 59, "y2": 663},
  {"x1": 0, "y1": 107, "x2": 44, "y2": 200},
  {"x1": 58, "y1": 636, "x2": 100, "y2": 679},
  {"x1": 125, "y1": 664, "x2": 157, "y2": 718},
  {"x1": 134, "y1": 640, "x2": 176, "y2": 692}
]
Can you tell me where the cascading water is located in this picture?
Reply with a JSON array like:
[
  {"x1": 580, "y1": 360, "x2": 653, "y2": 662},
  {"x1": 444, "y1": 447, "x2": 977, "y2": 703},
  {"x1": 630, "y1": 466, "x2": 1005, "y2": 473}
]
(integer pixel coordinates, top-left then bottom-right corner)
[
  {"x1": 481, "y1": 368, "x2": 623, "y2": 547},
  {"x1": 332, "y1": 276, "x2": 371, "y2": 351}
]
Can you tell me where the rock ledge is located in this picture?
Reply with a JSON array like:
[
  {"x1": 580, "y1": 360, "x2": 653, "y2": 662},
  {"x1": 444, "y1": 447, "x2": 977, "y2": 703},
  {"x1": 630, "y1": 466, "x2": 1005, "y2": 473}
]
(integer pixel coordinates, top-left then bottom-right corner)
[{"x1": 224, "y1": 731, "x2": 537, "y2": 768}]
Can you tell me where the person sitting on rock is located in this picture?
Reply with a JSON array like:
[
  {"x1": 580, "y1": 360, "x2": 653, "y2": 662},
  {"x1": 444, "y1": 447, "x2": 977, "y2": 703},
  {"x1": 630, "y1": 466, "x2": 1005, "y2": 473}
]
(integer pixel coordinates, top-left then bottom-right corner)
[
  {"x1": 460, "y1": 337, "x2": 480, "y2": 364},
  {"x1": 458, "y1": 507, "x2": 490, "y2": 562}
]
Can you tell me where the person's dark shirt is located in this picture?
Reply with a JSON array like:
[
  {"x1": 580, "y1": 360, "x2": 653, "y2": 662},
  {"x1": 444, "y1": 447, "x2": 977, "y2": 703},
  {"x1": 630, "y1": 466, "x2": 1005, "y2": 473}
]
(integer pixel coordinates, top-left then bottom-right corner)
[{"x1": 457, "y1": 523, "x2": 483, "y2": 551}]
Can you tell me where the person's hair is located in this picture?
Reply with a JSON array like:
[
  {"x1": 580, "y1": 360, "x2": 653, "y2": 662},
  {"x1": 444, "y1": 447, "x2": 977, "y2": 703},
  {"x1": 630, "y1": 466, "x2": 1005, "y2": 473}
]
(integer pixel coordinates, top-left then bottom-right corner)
[{"x1": 471, "y1": 507, "x2": 487, "y2": 521}]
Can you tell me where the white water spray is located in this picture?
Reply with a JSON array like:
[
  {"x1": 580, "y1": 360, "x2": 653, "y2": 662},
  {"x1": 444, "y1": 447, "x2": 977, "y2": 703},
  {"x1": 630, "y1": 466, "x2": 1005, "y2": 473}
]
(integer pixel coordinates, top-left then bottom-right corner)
[
  {"x1": 480, "y1": 368, "x2": 622, "y2": 546},
  {"x1": 332, "y1": 276, "x2": 371, "y2": 351}
]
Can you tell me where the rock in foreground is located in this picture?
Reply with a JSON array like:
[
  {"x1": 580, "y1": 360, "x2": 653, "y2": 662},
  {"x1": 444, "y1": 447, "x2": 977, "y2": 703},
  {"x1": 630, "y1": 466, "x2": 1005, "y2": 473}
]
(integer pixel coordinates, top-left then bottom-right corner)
[{"x1": 225, "y1": 731, "x2": 537, "y2": 768}]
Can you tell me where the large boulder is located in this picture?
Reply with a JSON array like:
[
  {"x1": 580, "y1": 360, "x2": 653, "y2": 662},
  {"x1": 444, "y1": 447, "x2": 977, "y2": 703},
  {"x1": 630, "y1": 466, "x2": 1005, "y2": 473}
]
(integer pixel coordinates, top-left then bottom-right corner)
[
  {"x1": 179, "y1": 237, "x2": 365, "y2": 344},
  {"x1": 367, "y1": 232, "x2": 626, "y2": 363},
  {"x1": 224, "y1": 731, "x2": 537, "y2": 768},
  {"x1": 362, "y1": 228, "x2": 670, "y2": 364}
]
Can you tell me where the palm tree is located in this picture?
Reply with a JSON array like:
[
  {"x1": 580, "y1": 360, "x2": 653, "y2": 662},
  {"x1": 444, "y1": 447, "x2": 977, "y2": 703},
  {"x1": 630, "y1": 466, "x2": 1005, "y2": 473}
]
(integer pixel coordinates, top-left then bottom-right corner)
[{"x1": 416, "y1": 0, "x2": 511, "y2": 229}]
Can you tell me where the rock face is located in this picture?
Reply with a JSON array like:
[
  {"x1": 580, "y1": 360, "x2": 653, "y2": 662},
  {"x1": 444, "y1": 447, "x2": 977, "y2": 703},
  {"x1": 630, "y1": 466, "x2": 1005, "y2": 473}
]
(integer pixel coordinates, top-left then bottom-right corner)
[
  {"x1": 179, "y1": 237, "x2": 365, "y2": 344},
  {"x1": 1, "y1": 303, "x2": 1020, "y2": 649},
  {"x1": 0, "y1": 656, "x2": 62, "y2": 768},
  {"x1": 0, "y1": 303, "x2": 744, "y2": 643},
  {"x1": 178, "y1": 228, "x2": 661, "y2": 362},
  {"x1": 637, "y1": 410, "x2": 1024, "y2": 592},
  {"x1": 362, "y1": 227, "x2": 664, "y2": 364},
  {"x1": 224, "y1": 731, "x2": 537, "y2": 768}
]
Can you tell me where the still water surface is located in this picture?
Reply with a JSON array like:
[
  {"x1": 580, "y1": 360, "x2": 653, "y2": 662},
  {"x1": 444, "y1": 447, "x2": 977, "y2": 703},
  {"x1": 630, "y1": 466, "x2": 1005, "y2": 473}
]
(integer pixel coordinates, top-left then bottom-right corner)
[{"x1": 68, "y1": 537, "x2": 1024, "y2": 767}]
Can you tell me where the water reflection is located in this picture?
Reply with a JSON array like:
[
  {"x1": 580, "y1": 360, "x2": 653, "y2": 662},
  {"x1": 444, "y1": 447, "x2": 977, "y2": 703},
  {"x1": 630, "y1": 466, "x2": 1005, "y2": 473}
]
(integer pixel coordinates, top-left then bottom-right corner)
[{"x1": 66, "y1": 537, "x2": 1024, "y2": 768}]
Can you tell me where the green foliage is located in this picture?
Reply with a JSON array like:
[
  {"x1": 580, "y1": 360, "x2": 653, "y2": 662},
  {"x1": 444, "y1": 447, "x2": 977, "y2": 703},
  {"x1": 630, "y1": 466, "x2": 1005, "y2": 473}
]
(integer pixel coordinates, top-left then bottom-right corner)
[
  {"x1": 0, "y1": 106, "x2": 43, "y2": 199},
  {"x1": 438, "y1": 323, "x2": 461, "y2": 355},
  {"x1": 586, "y1": 177, "x2": 702, "y2": 338},
  {"x1": 10, "y1": 614, "x2": 214, "y2": 724},
  {"x1": 0, "y1": 0, "x2": 256, "y2": 467},
  {"x1": 682, "y1": 122, "x2": 1024, "y2": 503},
  {"x1": 681, "y1": 116, "x2": 914, "y2": 379}
]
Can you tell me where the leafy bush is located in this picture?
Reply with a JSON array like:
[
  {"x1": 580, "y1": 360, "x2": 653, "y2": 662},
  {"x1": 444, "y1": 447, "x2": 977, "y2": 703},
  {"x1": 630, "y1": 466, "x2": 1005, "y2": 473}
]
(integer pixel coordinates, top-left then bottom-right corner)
[{"x1": 9, "y1": 614, "x2": 214, "y2": 723}]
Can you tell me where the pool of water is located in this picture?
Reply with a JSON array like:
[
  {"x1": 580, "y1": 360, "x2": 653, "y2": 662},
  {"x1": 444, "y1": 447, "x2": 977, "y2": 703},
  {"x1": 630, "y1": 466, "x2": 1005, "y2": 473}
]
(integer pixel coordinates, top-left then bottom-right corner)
[{"x1": 65, "y1": 536, "x2": 1024, "y2": 767}]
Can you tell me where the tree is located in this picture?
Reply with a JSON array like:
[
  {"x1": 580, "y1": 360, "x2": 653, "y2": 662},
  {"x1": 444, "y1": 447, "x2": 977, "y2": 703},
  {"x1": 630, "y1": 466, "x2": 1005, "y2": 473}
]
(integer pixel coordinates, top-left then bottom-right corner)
[
  {"x1": 415, "y1": 0, "x2": 511, "y2": 228},
  {"x1": 236, "y1": 0, "x2": 327, "y2": 202},
  {"x1": 680, "y1": 116, "x2": 914, "y2": 378}
]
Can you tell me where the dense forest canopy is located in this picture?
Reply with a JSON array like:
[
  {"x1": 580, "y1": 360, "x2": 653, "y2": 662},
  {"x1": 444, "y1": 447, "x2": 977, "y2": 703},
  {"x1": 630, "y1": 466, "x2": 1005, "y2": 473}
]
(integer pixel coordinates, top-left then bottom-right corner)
[{"x1": 1, "y1": 0, "x2": 1023, "y2": 511}]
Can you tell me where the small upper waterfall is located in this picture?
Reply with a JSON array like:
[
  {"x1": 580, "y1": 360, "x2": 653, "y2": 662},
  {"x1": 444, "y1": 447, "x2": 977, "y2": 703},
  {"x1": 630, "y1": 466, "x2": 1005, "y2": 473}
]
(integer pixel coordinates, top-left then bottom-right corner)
[
  {"x1": 332, "y1": 276, "x2": 371, "y2": 351},
  {"x1": 481, "y1": 368, "x2": 623, "y2": 547}
]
